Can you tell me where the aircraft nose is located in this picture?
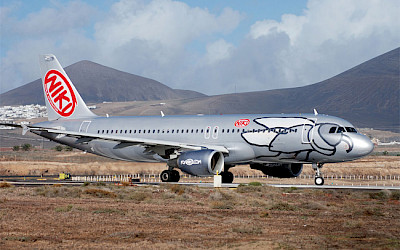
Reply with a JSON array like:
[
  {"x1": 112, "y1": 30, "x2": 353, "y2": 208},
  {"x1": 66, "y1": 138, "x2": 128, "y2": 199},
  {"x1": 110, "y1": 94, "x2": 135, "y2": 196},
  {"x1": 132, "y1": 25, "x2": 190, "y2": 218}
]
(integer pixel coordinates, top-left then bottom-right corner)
[{"x1": 354, "y1": 135, "x2": 374, "y2": 156}]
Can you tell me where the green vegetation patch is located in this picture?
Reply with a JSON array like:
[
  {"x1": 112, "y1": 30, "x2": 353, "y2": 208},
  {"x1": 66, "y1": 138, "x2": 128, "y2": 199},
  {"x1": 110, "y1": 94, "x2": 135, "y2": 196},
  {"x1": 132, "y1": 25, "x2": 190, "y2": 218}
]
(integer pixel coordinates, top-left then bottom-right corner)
[
  {"x1": 269, "y1": 202, "x2": 297, "y2": 211},
  {"x1": 55, "y1": 205, "x2": 73, "y2": 213}
]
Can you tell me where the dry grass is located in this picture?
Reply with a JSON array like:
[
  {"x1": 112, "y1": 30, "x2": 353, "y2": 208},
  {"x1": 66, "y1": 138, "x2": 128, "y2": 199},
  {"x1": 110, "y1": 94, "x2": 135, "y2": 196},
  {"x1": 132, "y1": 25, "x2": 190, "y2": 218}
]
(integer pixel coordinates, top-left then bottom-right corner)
[{"x1": 0, "y1": 184, "x2": 399, "y2": 249}]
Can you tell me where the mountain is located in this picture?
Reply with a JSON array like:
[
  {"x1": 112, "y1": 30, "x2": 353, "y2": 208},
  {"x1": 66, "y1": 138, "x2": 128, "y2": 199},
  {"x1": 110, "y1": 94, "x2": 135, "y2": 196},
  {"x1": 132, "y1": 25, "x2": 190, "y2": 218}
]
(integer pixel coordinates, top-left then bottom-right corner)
[
  {"x1": 94, "y1": 48, "x2": 399, "y2": 132},
  {"x1": 0, "y1": 60, "x2": 206, "y2": 105},
  {"x1": 1, "y1": 48, "x2": 398, "y2": 132}
]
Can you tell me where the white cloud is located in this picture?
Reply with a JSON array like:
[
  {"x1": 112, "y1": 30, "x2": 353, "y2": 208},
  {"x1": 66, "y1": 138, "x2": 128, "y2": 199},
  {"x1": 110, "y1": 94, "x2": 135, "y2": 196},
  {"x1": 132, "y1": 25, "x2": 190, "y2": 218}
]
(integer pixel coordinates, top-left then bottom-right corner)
[
  {"x1": 0, "y1": 0, "x2": 399, "y2": 96},
  {"x1": 204, "y1": 39, "x2": 234, "y2": 64},
  {"x1": 95, "y1": 0, "x2": 242, "y2": 52}
]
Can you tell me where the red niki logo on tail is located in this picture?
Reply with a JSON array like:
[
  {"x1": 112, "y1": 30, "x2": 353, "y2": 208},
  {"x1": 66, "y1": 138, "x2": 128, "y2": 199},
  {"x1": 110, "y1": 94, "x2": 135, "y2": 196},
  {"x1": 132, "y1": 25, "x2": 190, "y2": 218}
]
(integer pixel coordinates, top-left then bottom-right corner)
[{"x1": 44, "y1": 69, "x2": 77, "y2": 117}]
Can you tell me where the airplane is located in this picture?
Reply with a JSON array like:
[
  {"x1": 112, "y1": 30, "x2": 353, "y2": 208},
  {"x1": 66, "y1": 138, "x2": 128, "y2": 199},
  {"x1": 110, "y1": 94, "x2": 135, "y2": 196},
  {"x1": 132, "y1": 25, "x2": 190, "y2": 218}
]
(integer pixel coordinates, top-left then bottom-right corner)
[{"x1": 1, "y1": 54, "x2": 374, "y2": 185}]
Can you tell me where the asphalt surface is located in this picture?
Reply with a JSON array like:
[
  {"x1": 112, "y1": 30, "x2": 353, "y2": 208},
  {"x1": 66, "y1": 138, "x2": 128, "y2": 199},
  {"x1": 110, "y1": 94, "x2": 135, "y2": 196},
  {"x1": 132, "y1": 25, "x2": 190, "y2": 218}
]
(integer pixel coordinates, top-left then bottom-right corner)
[{"x1": 1, "y1": 176, "x2": 400, "y2": 190}]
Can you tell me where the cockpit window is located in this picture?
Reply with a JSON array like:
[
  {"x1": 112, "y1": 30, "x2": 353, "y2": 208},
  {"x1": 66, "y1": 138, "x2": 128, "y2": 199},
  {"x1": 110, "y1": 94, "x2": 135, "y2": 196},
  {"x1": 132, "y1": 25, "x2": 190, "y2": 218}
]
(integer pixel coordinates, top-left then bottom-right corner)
[
  {"x1": 329, "y1": 127, "x2": 337, "y2": 133},
  {"x1": 337, "y1": 127, "x2": 345, "y2": 133},
  {"x1": 346, "y1": 127, "x2": 357, "y2": 133}
]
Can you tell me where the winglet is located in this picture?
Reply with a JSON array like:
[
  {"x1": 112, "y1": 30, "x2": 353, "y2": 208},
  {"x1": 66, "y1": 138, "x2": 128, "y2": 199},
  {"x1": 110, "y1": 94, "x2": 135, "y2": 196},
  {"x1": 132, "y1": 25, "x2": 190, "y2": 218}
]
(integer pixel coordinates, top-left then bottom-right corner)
[
  {"x1": 21, "y1": 124, "x2": 29, "y2": 135},
  {"x1": 161, "y1": 111, "x2": 165, "y2": 117},
  {"x1": 313, "y1": 109, "x2": 318, "y2": 115}
]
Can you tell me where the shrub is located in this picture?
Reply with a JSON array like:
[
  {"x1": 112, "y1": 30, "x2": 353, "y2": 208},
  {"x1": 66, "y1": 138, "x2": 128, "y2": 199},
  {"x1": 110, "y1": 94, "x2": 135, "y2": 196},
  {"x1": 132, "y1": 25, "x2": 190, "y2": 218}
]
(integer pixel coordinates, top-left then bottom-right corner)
[
  {"x1": 54, "y1": 145, "x2": 63, "y2": 151},
  {"x1": 128, "y1": 192, "x2": 149, "y2": 201},
  {"x1": 369, "y1": 190, "x2": 390, "y2": 200},
  {"x1": 12, "y1": 145, "x2": 20, "y2": 151},
  {"x1": 210, "y1": 200, "x2": 234, "y2": 209},
  {"x1": 55, "y1": 205, "x2": 73, "y2": 212},
  {"x1": 269, "y1": 202, "x2": 297, "y2": 211},
  {"x1": 21, "y1": 144, "x2": 32, "y2": 151},
  {"x1": 170, "y1": 184, "x2": 185, "y2": 195},
  {"x1": 248, "y1": 182, "x2": 263, "y2": 186},
  {"x1": 390, "y1": 191, "x2": 400, "y2": 200},
  {"x1": 232, "y1": 227, "x2": 262, "y2": 234},
  {"x1": 93, "y1": 208, "x2": 124, "y2": 215},
  {"x1": 0, "y1": 182, "x2": 12, "y2": 188},
  {"x1": 64, "y1": 146, "x2": 73, "y2": 151},
  {"x1": 84, "y1": 189, "x2": 117, "y2": 198},
  {"x1": 236, "y1": 185, "x2": 263, "y2": 193}
]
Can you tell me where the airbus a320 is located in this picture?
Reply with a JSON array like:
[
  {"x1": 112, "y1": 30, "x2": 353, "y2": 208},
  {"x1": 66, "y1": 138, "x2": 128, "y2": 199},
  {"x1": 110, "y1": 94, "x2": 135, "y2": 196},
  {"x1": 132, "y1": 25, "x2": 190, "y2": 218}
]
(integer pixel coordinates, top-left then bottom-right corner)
[{"x1": 2, "y1": 55, "x2": 374, "y2": 185}]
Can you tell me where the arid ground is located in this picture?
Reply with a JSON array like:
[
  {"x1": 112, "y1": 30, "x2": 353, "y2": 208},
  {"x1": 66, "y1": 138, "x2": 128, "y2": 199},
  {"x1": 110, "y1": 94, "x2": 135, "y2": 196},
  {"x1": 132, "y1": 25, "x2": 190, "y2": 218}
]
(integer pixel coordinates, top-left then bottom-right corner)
[
  {"x1": 1, "y1": 182, "x2": 400, "y2": 249},
  {"x1": 0, "y1": 147, "x2": 400, "y2": 249}
]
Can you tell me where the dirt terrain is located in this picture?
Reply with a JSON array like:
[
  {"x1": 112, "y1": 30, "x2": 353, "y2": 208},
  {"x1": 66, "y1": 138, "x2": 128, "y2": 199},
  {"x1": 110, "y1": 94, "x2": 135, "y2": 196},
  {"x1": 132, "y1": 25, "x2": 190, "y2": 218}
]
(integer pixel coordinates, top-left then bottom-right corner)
[
  {"x1": 1, "y1": 183, "x2": 399, "y2": 249},
  {"x1": 0, "y1": 147, "x2": 399, "y2": 249}
]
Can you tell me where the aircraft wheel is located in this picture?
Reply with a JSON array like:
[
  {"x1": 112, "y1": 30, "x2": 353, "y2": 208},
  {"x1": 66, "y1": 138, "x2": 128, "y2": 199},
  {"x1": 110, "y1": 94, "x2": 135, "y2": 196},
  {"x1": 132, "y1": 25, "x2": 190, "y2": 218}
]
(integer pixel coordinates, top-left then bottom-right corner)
[
  {"x1": 171, "y1": 170, "x2": 180, "y2": 182},
  {"x1": 221, "y1": 171, "x2": 234, "y2": 183},
  {"x1": 160, "y1": 170, "x2": 171, "y2": 182},
  {"x1": 314, "y1": 176, "x2": 324, "y2": 186}
]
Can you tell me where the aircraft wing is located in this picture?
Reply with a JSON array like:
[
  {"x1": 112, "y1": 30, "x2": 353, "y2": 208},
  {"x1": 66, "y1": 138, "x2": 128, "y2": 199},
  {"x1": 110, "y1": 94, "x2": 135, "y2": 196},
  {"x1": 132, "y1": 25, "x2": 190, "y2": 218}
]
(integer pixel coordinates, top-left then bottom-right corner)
[{"x1": 27, "y1": 126, "x2": 229, "y2": 154}]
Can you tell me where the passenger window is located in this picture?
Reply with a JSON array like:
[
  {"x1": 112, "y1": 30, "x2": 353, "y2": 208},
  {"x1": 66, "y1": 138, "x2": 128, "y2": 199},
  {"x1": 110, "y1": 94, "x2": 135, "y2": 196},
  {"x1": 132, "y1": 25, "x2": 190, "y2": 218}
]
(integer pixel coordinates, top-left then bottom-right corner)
[
  {"x1": 222, "y1": 129, "x2": 225, "y2": 133},
  {"x1": 102, "y1": 130, "x2": 104, "y2": 133},
  {"x1": 201, "y1": 129, "x2": 204, "y2": 133},
  {"x1": 111, "y1": 130, "x2": 113, "y2": 133},
  {"x1": 153, "y1": 130, "x2": 155, "y2": 133},
  {"x1": 329, "y1": 127, "x2": 337, "y2": 133},
  {"x1": 97, "y1": 130, "x2": 100, "y2": 134}
]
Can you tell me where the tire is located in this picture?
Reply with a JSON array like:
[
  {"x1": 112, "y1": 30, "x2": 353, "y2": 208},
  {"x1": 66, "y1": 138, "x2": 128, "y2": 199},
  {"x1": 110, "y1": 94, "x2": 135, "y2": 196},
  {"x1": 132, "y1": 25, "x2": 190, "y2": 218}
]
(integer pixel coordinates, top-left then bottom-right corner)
[
  {"x1": 171, "y1": 170, "x2": 180, "y2": 182},
  {"x1": 160, "y1": 170, "x2": 171, "y2": 182},
  {"x1": 314, "y1": 176, "x2": 324, "y2": 186},
  {"x1": 221, "y1": 172, "x2": 234, "y2": 183}
]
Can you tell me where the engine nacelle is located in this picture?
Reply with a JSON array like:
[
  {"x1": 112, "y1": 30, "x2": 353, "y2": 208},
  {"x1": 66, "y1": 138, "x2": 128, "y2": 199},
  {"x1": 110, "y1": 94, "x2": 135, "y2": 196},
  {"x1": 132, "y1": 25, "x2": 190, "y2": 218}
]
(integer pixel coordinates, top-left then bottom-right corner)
[
  {"x1": 250, "y1": 163, "x2": 303, "y2": 178},
  {"x1": 175, "y1": 150, "x2": 224, "y2": 176}
]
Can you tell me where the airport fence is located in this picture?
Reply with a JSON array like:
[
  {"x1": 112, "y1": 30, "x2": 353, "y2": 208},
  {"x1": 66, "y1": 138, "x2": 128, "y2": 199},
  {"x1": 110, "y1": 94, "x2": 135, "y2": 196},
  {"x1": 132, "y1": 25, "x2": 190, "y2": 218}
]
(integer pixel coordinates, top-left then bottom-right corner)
[{"x1": 71, "y1": 173, "x2": 400, "y2": 184}]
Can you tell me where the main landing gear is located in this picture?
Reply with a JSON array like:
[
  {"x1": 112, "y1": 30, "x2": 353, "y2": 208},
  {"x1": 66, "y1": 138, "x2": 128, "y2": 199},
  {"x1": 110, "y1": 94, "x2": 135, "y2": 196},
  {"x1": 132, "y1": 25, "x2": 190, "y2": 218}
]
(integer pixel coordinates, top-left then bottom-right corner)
[
  {"x1": 160, "y1": 169, "x2": 180, "y2": 182},
  {"x1": 312, "y1": 163, "x2": 324, "y2": 186}
]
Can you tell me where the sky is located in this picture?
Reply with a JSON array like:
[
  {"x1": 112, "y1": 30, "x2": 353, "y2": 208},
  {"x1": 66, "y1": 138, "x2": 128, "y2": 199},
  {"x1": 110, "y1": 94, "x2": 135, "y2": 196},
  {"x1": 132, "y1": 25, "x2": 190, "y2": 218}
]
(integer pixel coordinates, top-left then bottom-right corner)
[{"x1": 1, "y1": 0, "x2": 399, "y2": 95}]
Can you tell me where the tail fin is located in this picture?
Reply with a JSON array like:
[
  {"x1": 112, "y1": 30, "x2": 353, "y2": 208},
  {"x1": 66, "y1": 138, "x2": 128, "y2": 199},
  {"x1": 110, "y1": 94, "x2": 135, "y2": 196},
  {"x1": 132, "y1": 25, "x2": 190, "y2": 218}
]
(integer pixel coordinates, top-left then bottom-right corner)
[{"x1": 39, "y1": 54, "x2": 96, "y2": 121}]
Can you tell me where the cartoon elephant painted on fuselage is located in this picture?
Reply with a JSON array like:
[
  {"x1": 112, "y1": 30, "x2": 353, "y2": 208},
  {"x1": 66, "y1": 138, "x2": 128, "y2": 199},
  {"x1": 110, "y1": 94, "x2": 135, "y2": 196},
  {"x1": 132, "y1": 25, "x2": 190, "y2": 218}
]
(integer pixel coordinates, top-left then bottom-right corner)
[{"x1": 241, "y1": 117, "x2": 353, "y2": 161}]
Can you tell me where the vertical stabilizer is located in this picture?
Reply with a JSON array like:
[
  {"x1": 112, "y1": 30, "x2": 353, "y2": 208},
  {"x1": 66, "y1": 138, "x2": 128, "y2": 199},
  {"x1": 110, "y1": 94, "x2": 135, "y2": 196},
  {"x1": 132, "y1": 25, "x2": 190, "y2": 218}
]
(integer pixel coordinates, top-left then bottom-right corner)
[{"x1": 39, "y1": 54, "x2": 96, "y2": 121}]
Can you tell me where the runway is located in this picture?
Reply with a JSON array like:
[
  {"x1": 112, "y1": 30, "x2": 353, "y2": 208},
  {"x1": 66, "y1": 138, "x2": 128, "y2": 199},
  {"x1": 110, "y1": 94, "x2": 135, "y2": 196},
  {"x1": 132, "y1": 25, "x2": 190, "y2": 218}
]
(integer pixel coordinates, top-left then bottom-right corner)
[{"x1": 1, "y1": 176, "x2": 399, "y2": 190}]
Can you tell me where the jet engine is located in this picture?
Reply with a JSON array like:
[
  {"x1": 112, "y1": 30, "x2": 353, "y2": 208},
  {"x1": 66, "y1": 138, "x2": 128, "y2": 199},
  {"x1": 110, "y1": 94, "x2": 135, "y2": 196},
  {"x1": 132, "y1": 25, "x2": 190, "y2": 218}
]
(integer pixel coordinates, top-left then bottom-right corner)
[
  {"x1": 250, "y1": 163, "x2": 303, "y2": 178},
  {"x1": 172, "y1": 150, "x2": 224, "y2": 176}
]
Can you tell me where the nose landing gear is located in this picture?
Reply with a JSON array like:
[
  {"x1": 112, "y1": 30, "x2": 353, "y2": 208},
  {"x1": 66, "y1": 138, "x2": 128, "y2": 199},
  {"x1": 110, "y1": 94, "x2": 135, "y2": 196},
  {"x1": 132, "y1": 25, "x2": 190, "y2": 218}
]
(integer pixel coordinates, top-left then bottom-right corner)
[{"x1": 312, "y1": 163, "x2": 324, "y2": 186}]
